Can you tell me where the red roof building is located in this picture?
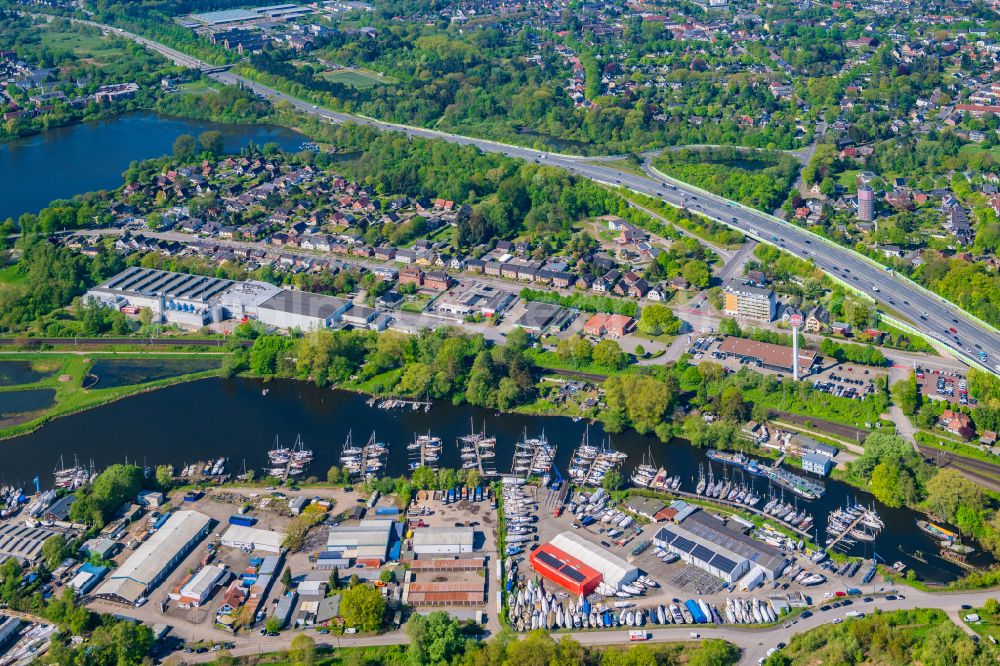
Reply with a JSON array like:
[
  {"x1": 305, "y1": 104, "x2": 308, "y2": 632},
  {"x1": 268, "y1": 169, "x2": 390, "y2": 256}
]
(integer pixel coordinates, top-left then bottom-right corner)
[{"x1": 529, "y1": 543, "x2": 602, "y2": 595}]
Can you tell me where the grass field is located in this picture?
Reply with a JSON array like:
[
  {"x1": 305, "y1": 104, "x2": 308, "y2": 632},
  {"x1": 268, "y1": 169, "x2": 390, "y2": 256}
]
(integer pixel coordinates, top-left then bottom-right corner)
[
  {"x1": 321, "y1": 68, "x2": 395, "y2": 89},
  {"x1": 0, "y1": 265, "x2": 26, "y2": 286},
  {"x1": 36, "y1": 26, "x2": 120, "y2": 64},
  {"x1": 177, "y1": 81, "x2": 219, "y2": 95},
  {"x1": 837, "y1": 169, "x2": 860, "y2": 191}
]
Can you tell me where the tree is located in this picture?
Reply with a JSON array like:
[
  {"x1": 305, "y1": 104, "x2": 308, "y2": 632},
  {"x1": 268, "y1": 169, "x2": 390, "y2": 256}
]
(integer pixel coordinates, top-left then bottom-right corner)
[
  {"x1": 869, "y1": 461, "x2": 905, "y2": 508},
  {"x1": 199, "y1": 130, "x2": 224, "y2": 155},
  {"x1": 155, "y1": 464, "x2": 173, "y2": 489},
  {"x1": 289, "y1": 634, "x2": 316, "y2": 666},
  {"x1": 172, "y1": 133, "x2": 197, "y2": 159},
  {"x1": 411, "y1": 465, "x2": 436, "y2": 490},
  {"x1": 924, "y1": 469, "x2": 985, "y2": 522},
  {"x1": 41, "y1": 534, "x2": 69, "y2": 570},
  {"x1": 249, "y1": 335, "x2": 289, "y2": 375},
  {"x1": 593, "y1": 339, "x2": 627, "y2": 370},
  {"x1": 406, "y1": 611, "x2": 466, "y2": 666},
  {"x1": 984, "y1": 598, "x2": 1000, "y2": 615},
  {"x1": 264, "y1": 616, "x2": 283, "y2": 634},
  {"x1": 282, "y1": 567, "x2": 294, "y2": 590},
  {"x1": 379, "y1": 569, "x2": 394, "y2": 584},
  {"x1": 638, "y1": 303, "x2": 682, "y2": 336},
  {"x1": 682, "y1": 260, "x2": 711, "y2": 289},
  {"x1": 634, "y1": 344, "x2": 646, "y2": 357},
  {"x1": 329, "y1": 567, "x2": 341, "y2": 591},
  {"x1": 341, "y1": 583, "x2": 386, "y2": 631},
  {"x1": 326, "y1": 466, "x2": 342, "y2": 484},
  {"x1": 602, "y1": 468, "x2": 622, "y2": 491},
  {"x1": 892, "y1": 372, "x2": 920, "y2": 416}
]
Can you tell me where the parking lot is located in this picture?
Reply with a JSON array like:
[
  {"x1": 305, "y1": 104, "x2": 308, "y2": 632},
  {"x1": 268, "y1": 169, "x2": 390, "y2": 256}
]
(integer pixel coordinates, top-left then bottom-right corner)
[{"x1": 916, "y1": 366, "x2": 972, "y2": 406}]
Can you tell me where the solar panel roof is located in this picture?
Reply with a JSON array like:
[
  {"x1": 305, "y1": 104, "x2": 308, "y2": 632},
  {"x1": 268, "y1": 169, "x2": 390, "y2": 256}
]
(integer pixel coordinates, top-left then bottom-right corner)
[
  {"x1": 561, "y1": 566, "x2": 585, "y2": 582},
  {"x1": 692, "y1": 544, "x2": 715, "y2": 563},
  {"x1": 536, "y1": 551, "x2": 563, "y2": 569},
  {"x1": 672, "y1": 536, "x2": 696, "y2": 553},
  {"x1": 711, "y1": 553, "x2": 740, "y2": 574}
]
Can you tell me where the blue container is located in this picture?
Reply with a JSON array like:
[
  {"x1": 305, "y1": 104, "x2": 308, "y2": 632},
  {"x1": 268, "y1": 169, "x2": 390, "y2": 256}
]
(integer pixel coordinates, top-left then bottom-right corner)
[
  {"x1": 375, "y1": 507, "x2": 399, "y2": 516},
  {"x1": 229, "y1": 515, "x2": 257, "y2": 527}
]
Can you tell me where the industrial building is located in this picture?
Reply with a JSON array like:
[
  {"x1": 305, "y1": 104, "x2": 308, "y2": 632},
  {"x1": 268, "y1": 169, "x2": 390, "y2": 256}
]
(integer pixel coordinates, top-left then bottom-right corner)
[
  {"x1": 69, "y1": 563, "x2": 109, "y2": 595},
  {"x1": 529, "y1": 543, "x2": 603, "y2": 596},
  {"x1": 435, "y1": 282, "x2": 516, "y2": 318},
  {"x1": 0, "y1": 616, "x2": 19, "y2": 650},
  {"x1": 654, "y1": 504, "x2": 786, "y2": 584},
  {"x1": 403, "y1": 574, "x2": 486, "y2": 606},
  {"x1": 411, "y1": 527, "x2": 474, "y2": 555},
  {"x1": 0, "y1": 522, "x2": 62, "y2": 564},
  {"x1": 326, "y1": 519, "x2": 395, "y2": 567},
  {"x1": 170, "y1": 564, "x2": 228, "y2": 607},
  {"x1": 716, "y1": 336, "x2": 819, "y2": 377},
  {"x1": 723, "y1": 279, "x2": 777, "y2": 321},
  {"x1": 94, "y1": 510, "x2": 212, "y2": 605},
  {"x1": 256, "y1": 290, "x2": 352, "y2": 331},
  {"x1": 85, "y1": 268, "x2": 395, "y2": 332},
  {"x1": 514, "y1": 301, "x2": 575, "y2": 335},
  {"x1": 85, "y1": 267, "x2": 235, "y2": 327},
  {"x1": 546, "y1": 531, "x2": 639, "y2": 590},
  {"x1": 220, "y1": 525, "x2": 285, "y2": 553}
]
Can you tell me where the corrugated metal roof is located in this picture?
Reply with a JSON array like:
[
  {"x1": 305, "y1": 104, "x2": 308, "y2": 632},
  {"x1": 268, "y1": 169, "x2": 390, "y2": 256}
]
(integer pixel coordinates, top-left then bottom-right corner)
[
  {"x1": 411, "y1": 527, "x2": 474, "y2": 547},
  {"x1": 96, "y1": 510, "x2": 211, "y2": 602},
  {"x1": 550, "y1": 531, "x2": 638, "y2": 588}
]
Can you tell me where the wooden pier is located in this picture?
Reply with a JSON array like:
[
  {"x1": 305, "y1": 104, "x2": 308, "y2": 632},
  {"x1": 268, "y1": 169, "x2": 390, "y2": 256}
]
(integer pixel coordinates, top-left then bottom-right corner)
[{"x1": 825, "y1": 510, "x2": 867, "y2": 551}]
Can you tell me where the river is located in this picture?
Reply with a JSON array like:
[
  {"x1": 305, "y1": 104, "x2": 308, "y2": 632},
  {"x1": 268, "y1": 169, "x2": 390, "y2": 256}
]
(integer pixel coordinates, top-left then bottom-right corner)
[
  {"x1": 0, "y1": 376, "x2": 973, "y2": 583},
  {"x1": 0, "y1": 112, "x2": 305, "y2": 221}
]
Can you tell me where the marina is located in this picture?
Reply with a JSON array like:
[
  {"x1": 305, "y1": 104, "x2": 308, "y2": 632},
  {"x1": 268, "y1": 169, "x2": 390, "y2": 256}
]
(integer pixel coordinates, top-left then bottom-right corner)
[
  {"x1": 706, "y1": 449, "x2": 826, "y2": 500},
  {"x1": 0, "y1": 376, "x2": 976, "y2": 583},
  {"x1": 456, "y1": 421, "x2": 499, "y2": 477},
  {"x1": 825, "y1": 503, "x2": 884, "y2": 552},
  {"x1": 265, "y1": 434, "x2": 313, "y2": 480},
  {"x1": 511, "y1": 430, "x2": 557, "y2": 483},
  {"x1": 630, "y1": 450, "x2": 679, "y2": 493},
  {"x1": 568, "y1": 428, "x2": 628, "y2": 487},
  {"x1": 408, "y1": 431, "x2": 443, "y2": 471}
]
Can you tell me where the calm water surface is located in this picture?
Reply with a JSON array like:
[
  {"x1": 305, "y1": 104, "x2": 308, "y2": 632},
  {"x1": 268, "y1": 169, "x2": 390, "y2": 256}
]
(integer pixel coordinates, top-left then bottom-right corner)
[
  {"x1": 0, "y1": 376, "x2": 971, "y2": 583},
  {"x1": 0, "y1": 112, "x2": 305, "y2": 220}
]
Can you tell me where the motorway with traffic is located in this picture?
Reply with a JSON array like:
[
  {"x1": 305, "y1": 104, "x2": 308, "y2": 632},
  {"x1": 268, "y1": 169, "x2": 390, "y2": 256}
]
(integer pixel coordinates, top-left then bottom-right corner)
[{"x1": 63, "y1": 14, "x2": 1000, "y2": 377}]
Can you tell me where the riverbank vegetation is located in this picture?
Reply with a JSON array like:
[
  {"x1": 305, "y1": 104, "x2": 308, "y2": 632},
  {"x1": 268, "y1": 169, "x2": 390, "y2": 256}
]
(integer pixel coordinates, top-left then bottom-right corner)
[
  {"x1": 653, "y1": 147, "x2": 801, "y2": 212},
  {"x1": 764, "y1": 608, "x2": 999, "y2": 666}
]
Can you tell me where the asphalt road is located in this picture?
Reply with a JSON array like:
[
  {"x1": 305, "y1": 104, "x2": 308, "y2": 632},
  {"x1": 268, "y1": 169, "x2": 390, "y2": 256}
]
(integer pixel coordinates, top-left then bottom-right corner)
[{"x1": 45, "y1": 16, "x2": 1000, "y2": 375}]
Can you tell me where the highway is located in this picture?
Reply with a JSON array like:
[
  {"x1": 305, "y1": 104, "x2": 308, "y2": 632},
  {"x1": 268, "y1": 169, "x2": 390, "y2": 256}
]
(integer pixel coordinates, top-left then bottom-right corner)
[{"x1": 44, "y1": 16, "x2": 1000, "y2": 376}]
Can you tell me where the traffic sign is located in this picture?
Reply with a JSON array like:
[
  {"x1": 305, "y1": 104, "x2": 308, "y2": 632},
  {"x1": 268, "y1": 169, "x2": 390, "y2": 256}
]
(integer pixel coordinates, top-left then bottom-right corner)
[{"x1": 789, "y1": 314, "x2": 803, "y2": 328}]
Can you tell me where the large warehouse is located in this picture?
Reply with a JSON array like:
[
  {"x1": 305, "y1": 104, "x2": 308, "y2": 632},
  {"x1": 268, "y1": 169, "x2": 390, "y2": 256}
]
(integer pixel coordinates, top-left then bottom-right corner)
[
  {"x1": 86, "y1": 267, "x2": 375, "y2": 331},
  {"x1": 0, "y1": 522, "x2": 62, "y2": 564},
  {"x1": 326, "y1": 519, "x2": 395, "y2": 567},
  {"x1": 412, "y1": 527, "x2": 474, "y2": 555},
  {"x1": 547, "y1": 531, "x2": 639, "y2": 590},
  {"x1": 654, "y1": 503, "x2": 787, "y2": 584},
  {"x1": 94, "y1": 510, "x2": 212, "y2": 605},
  {"x1": 255, "y1": 290, "x2": 352, "y2": 331},
  {"x1": 220, "y1": 525, "x2": 285, "y2": 553},
  {"x1": 529, "y1": 543, "x2": 602, "y2": 596}
]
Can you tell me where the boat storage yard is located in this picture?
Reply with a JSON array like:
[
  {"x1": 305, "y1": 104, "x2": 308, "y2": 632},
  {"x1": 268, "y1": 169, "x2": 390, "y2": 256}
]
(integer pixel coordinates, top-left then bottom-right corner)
[{"x1": 500, "y1": 477, "x2": 892, "y2": 633}]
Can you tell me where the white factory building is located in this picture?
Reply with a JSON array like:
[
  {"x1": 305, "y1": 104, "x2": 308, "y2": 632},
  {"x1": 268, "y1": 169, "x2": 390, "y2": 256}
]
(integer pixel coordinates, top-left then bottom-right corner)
[
  {"x1": 549, "y1": 531, "x2": 639, "y2": 590},
  {"x1": 411, "y1": 527, "x2": 474, "y2": 555},
  {"x1": 220, "y1": 525, "x2": 285, "y2": 553},
  {"x1": 86, "y1": 267, "x2": 386, "y2": 332},
  {"x1": 94, "y1": 510, "x2": 212, "y2": 605},
  {"x1": 653, "y1": 503, "x2": 787, "y2": 584},
  {"x1": 169, "y1": 564, "x2": 228, "y2": 607}
]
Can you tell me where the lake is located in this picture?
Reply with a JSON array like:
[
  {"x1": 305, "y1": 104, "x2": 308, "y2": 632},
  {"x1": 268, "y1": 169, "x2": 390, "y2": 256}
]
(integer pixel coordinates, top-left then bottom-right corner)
[
  {"x1": 0, "y1": 361, "x2": 50, "y2": 387},
  {"x1": 0, "y1": 376, "x2": 971, "y2": 583},
  {"x1": 0, "y1": 112, "x2": 306, "y2": 221},
  {"x1": 88, "y1": 358, "x2": 220, "y2": 389}
]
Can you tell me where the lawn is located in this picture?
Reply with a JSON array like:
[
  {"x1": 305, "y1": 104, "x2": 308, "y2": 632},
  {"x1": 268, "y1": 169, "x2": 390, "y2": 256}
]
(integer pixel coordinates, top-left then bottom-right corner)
[
  {"x1": 400, "y1": 294, "x2": 431, "y2": 313},
  {"x1": 177, "y1": 81, "x2": 219, "y2": 95},
  {"x1": 321, "y1": 68, "x2": 395, "y2": 89},
  {"x1": 0, "y1": 264, "x2": 26, "y2": 286},
  {"x1": 37, "y1": 27, "x2": 120, "y2": 64},
  {"x1": 837, "y1": 169, "x2": 860, "y2": 191}
]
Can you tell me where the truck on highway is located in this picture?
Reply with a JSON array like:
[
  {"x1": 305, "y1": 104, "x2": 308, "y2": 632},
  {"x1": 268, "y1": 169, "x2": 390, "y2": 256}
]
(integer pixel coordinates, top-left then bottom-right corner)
[{"x1": 629, "y1": 630, "x2": 649, "y2": 641}]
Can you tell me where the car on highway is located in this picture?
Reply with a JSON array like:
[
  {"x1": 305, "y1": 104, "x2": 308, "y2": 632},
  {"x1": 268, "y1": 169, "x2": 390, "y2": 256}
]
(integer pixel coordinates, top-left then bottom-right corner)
[{"x1": 949, "y1": 327, "x2": 957, "y2": 334}]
